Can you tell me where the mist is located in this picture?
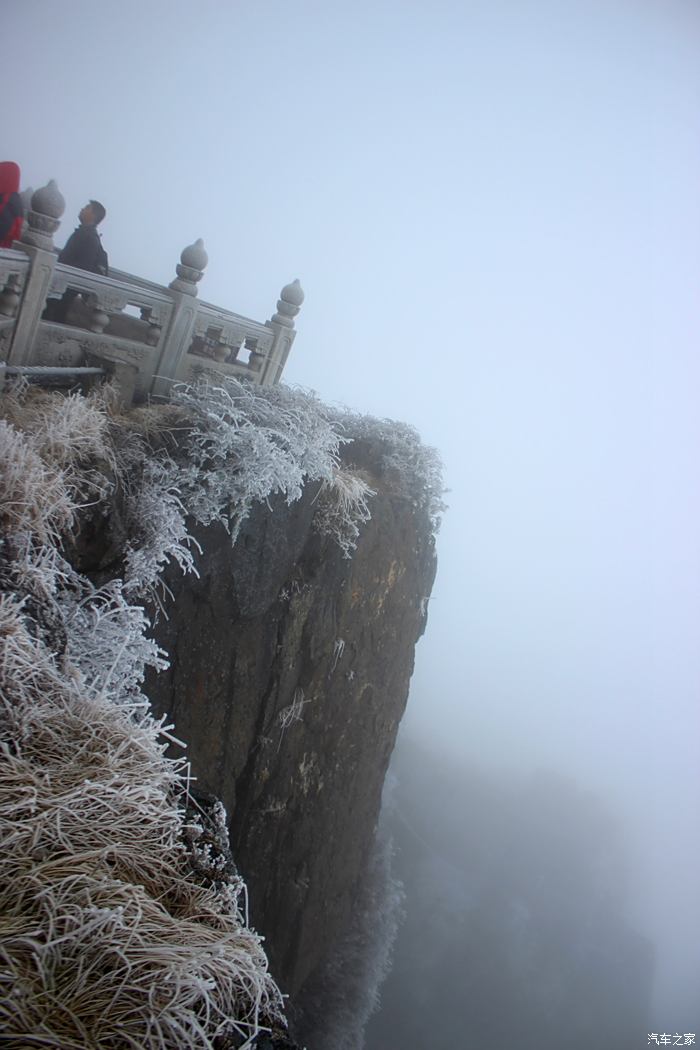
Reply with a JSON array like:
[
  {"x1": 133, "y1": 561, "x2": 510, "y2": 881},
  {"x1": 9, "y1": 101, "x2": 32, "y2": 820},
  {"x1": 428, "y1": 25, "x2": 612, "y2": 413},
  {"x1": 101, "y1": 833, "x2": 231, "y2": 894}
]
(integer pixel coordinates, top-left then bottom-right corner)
[
  {"x1": 5, "y1": 0, "x2": 699, "y2": 1044},
  {"x1": 366, "y1": 743, "x2": 655, "y2": 1048}
]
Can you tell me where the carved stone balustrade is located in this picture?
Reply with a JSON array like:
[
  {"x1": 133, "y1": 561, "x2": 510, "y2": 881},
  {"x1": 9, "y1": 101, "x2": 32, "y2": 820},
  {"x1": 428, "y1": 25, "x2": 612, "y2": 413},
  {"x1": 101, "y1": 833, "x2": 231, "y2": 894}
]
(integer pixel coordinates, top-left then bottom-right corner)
[
  {"x1": 36, "y1": 265, "x2": 177, "y2": 401},
  {"x1": 0, "y1": 249, "x2": 31, "y2": 358},
  {"x1": 3, "y1": 179, "x2": 304, "y2": 405},
  {"x1": 46, "y1": 265, "x2": 173, "y2": 343},
  {"x1": 180, "y1": 300, "x2": 277, "y2": 387}
]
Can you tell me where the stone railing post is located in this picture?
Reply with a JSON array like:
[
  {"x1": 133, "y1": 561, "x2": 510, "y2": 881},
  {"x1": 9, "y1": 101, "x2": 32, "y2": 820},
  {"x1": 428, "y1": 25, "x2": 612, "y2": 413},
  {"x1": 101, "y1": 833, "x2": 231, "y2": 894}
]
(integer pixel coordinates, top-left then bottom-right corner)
[
  {"x1": 7, "y1": 180, "x2": 65, "y2": 366},
  {"x1": 260, "y1": 278, "x2": 304, "y2": 386},
  {"x1": 149, "y1": 238, "x2": 207, "y2": 399}
]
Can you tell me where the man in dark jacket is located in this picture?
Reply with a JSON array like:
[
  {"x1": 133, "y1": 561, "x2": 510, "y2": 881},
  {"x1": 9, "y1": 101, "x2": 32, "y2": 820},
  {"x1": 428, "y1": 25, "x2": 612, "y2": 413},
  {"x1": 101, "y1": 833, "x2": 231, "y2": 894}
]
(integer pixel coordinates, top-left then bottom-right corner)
[
  {"x1": 44, "y1": 200, "x2": 108, "y2": 323},
  {"x1": 58, "y1": 200, "x2": 108, "y2": 274}
]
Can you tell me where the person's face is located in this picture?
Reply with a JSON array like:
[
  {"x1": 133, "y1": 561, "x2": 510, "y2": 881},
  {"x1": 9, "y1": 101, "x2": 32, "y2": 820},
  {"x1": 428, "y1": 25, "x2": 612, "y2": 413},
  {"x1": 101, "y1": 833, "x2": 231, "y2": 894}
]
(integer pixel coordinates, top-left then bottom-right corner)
[{"x1": 79, "y1": 204, "x2": 95, "y2": 224}]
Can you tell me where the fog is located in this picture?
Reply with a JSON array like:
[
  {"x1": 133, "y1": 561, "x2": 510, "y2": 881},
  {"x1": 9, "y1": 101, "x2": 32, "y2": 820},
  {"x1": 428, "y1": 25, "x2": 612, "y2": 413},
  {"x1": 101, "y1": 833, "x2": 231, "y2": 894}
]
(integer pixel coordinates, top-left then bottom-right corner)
[{"x1": 6, "y1": 0, "x2": 699, "y2": 1043}]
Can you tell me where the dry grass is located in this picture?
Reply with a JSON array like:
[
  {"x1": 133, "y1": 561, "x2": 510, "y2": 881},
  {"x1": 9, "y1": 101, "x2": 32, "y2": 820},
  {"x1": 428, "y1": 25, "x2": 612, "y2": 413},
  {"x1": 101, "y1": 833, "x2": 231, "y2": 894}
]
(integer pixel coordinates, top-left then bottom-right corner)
[
  {"x1": 0, "y1": 387, "x2": 285, "y2": 1047},
  {"x1": 0, "y1": 420, "x2": 76, "y2": 545},
  {"x1": 313, "y1": 466, "x2": 375, "y2": 557},
  {"x1": 0, "y1": 584, "x2": 284, "y2": 1048}
]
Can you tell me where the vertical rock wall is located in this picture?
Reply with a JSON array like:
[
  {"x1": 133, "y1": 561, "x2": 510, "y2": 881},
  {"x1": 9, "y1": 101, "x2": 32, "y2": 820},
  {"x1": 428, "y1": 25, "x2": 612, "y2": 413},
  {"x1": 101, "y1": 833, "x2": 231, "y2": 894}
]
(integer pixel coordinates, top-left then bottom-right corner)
[{"x1": 146, "y1": 445, "x2": 437, "y2": 1001}]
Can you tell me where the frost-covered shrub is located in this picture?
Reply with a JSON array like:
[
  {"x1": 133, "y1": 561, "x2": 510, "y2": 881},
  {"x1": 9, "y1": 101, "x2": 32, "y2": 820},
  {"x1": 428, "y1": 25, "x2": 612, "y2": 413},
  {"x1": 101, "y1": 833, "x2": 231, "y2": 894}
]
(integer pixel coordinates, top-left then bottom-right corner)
[
  {"x1": 0, "y1": 419, "x2": 76, "y2": 545},
  {"x1": 0, "y1": 381, "x2": 116, "y2": 506},
  {"x1": 0, "y1": 569, "x2": 285, "y2": 1047},
  {"x1": 2, "y1": 384, "x2": 114, "y2": 471},
  {"x1": 120, "y1": 456, "x2": 201, "y2": 607},
  {"x1": 170, "y1": 377, "x2": 342, "y2": 541},
  {"x1": 61, "y1": 576, "x2": 169, "y2": 707},
  {"x1": 2, "y1": 379, "x2": 443, "y2": 604},
  {"x1": 313, "y1": 466, "x2": 376, "y2": 558},
  {"x1": 166, "y1": 376, "x2": 443, "y2": 561},
  {"x1": 330, "y1": 409, "x2": 446, "y2": 534}
]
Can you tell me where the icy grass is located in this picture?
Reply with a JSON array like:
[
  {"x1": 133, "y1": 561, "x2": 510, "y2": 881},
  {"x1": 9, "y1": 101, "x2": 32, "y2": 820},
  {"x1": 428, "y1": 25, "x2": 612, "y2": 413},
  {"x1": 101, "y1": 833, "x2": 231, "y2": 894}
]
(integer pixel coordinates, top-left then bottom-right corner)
[
  {"x1": 314, "y1": 467, "x2": 375, "y2": 560},
  {"x1": 331, "y1": 409, "x2": 446, "y2": 534},
  {"x1": 0, "y1": 378, "x2": 444, "y2": 603},
  {"x1": 0, "y1": 384, "x2": 284, "y2": 1047},
  {"x1": 0, "y1": 377, "x2": 443, "y2": 1046},
  {"x1": 0, "y1": 561, "x2": 285, "y2": 1046}
]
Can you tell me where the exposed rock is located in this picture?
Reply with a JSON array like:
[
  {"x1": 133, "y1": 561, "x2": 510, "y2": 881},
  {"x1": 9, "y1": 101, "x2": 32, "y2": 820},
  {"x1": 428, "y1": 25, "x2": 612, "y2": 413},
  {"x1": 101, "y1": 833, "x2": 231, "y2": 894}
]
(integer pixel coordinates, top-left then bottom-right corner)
[{"x1": 145, "y1": 441, "x2": 437, "y2": 1008}]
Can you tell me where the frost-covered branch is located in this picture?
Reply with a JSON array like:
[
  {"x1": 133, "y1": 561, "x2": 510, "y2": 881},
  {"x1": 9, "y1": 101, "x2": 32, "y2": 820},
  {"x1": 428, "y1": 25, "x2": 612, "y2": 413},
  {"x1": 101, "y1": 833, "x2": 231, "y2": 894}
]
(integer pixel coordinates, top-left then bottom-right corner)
[{"x1": 170, "y1": 378, "x2": 342, "y2": 541}]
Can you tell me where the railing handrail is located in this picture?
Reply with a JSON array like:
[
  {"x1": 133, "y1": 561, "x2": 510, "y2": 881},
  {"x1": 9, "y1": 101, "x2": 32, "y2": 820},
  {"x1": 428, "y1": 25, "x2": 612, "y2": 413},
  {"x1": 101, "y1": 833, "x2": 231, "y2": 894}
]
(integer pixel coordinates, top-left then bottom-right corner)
[
  {"x1": 195, "y1": 299, "x2": 274, "y2": 340},
  {"x1": 108, "y1": 266, "x2": 175, "y2": 295},
  {"x1": 0, "y1": 247, "x2": 32, "y2": 264},
  {"x1": 50, "y1": 268, "x2": 275, "y2": 339},
  {"x1": 52, "y1": 264, "x2": 174, "y2": 305}
]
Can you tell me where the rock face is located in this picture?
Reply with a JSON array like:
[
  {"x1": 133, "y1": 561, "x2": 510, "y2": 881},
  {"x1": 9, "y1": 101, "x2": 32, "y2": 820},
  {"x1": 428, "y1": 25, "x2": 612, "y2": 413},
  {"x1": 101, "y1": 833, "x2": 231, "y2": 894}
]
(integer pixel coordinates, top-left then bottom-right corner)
[{"x1": 146, "y1": 441, "x2": 437, "y2": 1005}]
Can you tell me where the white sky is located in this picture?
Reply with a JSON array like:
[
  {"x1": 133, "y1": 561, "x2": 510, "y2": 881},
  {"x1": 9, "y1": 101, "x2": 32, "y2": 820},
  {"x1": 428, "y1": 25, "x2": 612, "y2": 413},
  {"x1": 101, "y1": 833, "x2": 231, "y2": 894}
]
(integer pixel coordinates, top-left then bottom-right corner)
[{"x1": 7, "y1": 0, "x2": 700, "y2": 1027}]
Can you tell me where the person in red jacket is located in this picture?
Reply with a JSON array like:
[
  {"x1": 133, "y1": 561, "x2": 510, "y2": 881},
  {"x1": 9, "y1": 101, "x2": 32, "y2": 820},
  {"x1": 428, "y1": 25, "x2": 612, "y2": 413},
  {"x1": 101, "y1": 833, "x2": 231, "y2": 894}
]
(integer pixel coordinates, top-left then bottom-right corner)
[{"x1": 0, "y1": 162, "x2": 24, "y2": 248}]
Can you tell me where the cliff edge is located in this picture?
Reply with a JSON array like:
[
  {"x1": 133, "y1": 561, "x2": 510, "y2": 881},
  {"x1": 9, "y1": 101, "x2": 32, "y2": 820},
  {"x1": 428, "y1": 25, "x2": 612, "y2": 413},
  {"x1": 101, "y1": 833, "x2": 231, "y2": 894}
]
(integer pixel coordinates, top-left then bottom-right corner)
[{"x1": 0, "y1": 376, "x2": 441, "y2": 1048}]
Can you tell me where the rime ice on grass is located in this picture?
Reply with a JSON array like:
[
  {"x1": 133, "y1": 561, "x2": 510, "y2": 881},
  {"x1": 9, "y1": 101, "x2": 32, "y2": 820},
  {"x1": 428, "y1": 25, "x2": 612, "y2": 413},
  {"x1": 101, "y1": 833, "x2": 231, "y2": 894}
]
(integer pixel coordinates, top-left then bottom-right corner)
[
  {"x1": 313, "y1": 467, "x2": 375, "y2": 558},
  {"x1": 0, "y1": 385, "x2": 285, "y2": 1048},
  {"x1": 329, "y1": 407, "x2": 446, "y2": 534}
]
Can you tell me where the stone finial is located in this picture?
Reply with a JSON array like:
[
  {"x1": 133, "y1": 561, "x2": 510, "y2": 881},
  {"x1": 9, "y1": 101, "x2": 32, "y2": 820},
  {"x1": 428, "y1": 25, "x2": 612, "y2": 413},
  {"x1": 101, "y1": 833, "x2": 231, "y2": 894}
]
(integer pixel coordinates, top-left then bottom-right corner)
[
  {"x1": 181, "y1": 238, "x2": 208, "y2": 270},
  {"x1": 21, "y1": 179, "x2": 66, "y2": 251},
  {"x1": 270, "y1": 278, "x2": 304, "y2": 328},
  {"x1": 169, "y1": 238, "x2": 207, "y2": 295},
  {"x1": 31, "y1": 180, "x2": 65, "y2": 219}
]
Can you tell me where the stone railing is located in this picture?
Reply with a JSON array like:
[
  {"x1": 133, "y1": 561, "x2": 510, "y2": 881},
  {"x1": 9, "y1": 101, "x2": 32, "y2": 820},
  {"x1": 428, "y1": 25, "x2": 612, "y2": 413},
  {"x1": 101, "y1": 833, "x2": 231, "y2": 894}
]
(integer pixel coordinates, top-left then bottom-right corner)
[
  {"x1": 1, "y1": 179, "x2": 304, "y2": 404},
  {"x1": 0, "y1": 249, "x2": 31, "y2": 358}
]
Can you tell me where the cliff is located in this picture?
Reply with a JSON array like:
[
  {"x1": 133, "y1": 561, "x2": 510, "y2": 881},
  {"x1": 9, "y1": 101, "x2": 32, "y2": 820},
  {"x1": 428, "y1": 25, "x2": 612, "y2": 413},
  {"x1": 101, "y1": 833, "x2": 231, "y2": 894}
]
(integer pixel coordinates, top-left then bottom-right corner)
[
  {"x1": 147, "y1": 438, "x2": 437, "y2": 1004},
  {"x1": 0, "y1": 376, "x2": 440, "y2": 1048}
]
